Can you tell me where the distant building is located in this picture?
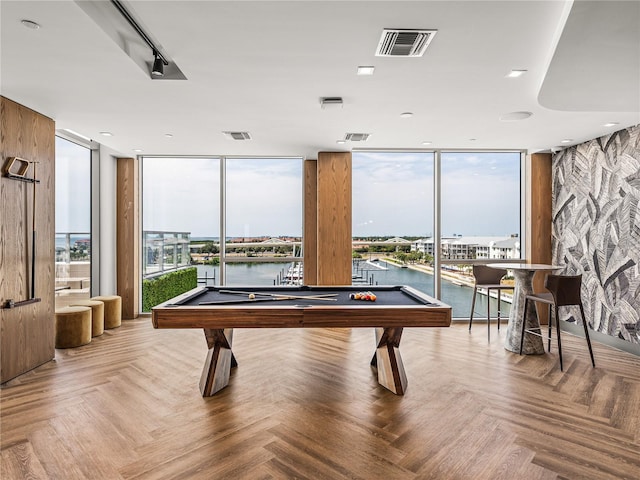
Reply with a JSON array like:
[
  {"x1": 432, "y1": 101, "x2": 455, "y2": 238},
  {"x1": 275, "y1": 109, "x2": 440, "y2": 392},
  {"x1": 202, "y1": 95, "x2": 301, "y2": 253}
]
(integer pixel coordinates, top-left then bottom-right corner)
[
  {"x1": 490, "y1": 236, "x2": 521, "y2": 259},
  {"x1": 411, "y1": 235, "x2": 520, "y2": 260},
  {"x1": 411, "y1": 238, "x2": 435, "y2": 256}
]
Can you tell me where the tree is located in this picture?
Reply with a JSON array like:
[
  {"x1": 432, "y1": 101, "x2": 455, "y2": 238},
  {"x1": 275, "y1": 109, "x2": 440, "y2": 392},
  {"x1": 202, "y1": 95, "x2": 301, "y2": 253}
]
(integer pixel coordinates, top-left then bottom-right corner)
[
  {"x1": 395, "y1": 252, "x2": 408, "y2": 264},
  {"x1": 200, "y1": 241, "x2": 219, "y2": 254}
]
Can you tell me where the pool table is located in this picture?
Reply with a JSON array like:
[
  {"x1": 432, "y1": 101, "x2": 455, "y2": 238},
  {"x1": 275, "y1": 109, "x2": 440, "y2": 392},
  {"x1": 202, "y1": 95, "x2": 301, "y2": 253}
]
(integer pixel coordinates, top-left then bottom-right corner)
[{"x1": 151, "y1": 285, "x2": 452, "y2": 396}]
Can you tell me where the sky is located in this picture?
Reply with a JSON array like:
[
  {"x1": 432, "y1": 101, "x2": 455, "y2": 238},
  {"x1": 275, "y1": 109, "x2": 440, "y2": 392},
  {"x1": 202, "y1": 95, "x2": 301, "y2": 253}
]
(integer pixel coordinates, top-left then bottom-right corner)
[
  {"x1": 55, "y1": 137, "x2": 91, "y2": 233},
  {"x1": 56, "y1": 136, "x2": 522, "y2": 240},
  {"x1": 352, "y1": 151, "x2": 521, "y2": 237}
]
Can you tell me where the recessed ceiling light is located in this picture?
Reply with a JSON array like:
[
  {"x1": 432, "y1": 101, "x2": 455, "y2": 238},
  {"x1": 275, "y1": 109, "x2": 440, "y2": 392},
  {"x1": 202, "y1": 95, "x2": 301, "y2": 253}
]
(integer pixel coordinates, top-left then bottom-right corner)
[
  {"x1": 21, "y1": 19, "x2": 41, "y2": 30},
  {"x1": 469, "y1": 138, "x2": 477, "y2": 141},
  {"x1": 357, "y1": 66, "x2": 375, "y2": 76},
  {"x1": 133, "y1": 149, "x2": 143, "y2": 152},
  {"x1": 99, "y1": 131, "x2": 113, "y2": 136},
  {"x1": 560, "y1": 139, "x2": 573, "y2": 143},
  {"x1": 400, "y1": 112, "x2": 413, "y2": 118},
  {"x1": 499, "y1": 111, "x2": 533, "y2": 122},
  {"x1": 164, "y1": 133, "x2": 173, "y2": 138},
  {"x1": 336, "y1": 140, "x2": 346, "y2": 144},
  {"x1": 421, "y1": 141, "x2": 432, "y2": 146},
  {"x1": 506, "y1": 69, "x2": 527, "y2": 78},
  {"x1": 603, "y1": 122, "x2": 619, "y2": 127}
]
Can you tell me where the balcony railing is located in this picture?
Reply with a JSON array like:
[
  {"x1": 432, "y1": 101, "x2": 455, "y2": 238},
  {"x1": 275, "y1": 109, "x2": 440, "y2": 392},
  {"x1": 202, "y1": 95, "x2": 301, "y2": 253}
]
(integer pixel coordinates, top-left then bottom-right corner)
[{"x1": 143, "y1": 231, "x2": 191, "y2": 277}]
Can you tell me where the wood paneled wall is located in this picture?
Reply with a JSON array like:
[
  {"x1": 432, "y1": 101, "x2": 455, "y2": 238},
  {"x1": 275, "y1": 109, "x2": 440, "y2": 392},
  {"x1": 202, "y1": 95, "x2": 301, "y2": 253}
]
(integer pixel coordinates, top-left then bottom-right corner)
[
  {"x1": 303, "y1": 160, "x2": 318, "y2": 285},
  {"x1": 116, "y1": 157, "x2": 139, "y2": 319},
  {"x1": 0, "y1": 97, "x2": 55, "y2": 383},
  {"x1": 315, "y1": 152, "x2": 352, "y2": 285},
  {"x1": 527, "y1": 152, "x2": 553, "y2": 323}
]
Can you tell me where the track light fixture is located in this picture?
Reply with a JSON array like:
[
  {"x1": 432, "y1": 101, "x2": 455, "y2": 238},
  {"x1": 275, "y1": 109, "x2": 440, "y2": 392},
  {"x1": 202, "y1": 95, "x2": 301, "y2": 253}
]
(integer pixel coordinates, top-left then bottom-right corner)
[
  {"x1": 111, "y1": 0, "x2": 168, "y2": 78},
  {"x1": 152, "y1": 51, "x2": 164, "y2": 76}
]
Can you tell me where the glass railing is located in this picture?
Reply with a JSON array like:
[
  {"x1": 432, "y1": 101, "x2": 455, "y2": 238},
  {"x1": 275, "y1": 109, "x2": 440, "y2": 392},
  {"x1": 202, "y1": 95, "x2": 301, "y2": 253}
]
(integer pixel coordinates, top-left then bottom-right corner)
[
  {"x1": 55, "y1": 232, "x2": 91, "y2": 307},
  {"x1": 143, "y1": 231, "x2": 191, "y2": 277}
]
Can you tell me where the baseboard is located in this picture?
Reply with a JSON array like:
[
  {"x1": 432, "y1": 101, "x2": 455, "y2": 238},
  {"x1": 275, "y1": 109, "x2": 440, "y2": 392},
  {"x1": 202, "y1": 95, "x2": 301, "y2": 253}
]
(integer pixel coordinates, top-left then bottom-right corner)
[{"x1": 561, "y1": 320, "x2": 640, "y2": 357}]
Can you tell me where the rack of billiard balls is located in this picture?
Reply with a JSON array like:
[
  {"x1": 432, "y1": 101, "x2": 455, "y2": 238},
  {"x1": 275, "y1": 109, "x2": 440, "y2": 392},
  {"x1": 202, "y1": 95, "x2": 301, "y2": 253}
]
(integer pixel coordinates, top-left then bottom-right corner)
[{"x1": 349, "y1": 291, "x2": 377, "y2": 302}]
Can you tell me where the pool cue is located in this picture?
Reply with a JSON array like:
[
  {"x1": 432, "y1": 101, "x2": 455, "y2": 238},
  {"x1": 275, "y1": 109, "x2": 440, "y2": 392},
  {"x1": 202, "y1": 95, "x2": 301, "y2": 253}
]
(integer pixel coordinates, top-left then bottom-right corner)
[
  {"x1": 30, "y1": 161, "x2": 37, "y2": 299},
  {"x1": 199, "y1": 296, "x2": 323, "y2": 305},
  {"x1": 218, "y1": 289, "x2": 338, "y2": 301}
]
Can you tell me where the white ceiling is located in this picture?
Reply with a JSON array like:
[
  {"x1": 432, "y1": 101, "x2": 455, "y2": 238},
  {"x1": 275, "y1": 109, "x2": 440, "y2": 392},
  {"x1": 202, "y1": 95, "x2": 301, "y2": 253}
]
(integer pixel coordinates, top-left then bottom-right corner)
[{"x1": 1, "y1": 0, "x2": 639, "y2": 159}]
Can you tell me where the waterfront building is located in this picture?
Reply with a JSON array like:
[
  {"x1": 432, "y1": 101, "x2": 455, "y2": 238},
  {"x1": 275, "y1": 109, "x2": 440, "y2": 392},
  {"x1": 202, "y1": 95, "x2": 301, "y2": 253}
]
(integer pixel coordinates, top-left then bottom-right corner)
[
  {"x1": 411, "y1": 235, "x2": 521, "y2": 260},
  {"x1": 490, "y1": 236, "x2": 521, "y2": 259}
]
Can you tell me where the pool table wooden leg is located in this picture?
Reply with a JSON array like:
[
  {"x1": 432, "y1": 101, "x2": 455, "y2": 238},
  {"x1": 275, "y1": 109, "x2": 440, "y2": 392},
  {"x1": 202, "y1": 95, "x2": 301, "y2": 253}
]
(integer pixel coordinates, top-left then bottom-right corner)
[
  {"x1": 371, "y1": 327, "x2": 407, "y2": 395},
  {"x1": 199, "y1": 328, "x2": 236, "y2": 396}
]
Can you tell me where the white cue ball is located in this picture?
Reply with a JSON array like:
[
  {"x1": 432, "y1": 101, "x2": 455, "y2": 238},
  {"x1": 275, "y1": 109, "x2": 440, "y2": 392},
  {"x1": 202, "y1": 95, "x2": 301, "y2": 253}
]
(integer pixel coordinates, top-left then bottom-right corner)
[{"x1": 248, "y1": 293, "x2": 256, "y2": 299}]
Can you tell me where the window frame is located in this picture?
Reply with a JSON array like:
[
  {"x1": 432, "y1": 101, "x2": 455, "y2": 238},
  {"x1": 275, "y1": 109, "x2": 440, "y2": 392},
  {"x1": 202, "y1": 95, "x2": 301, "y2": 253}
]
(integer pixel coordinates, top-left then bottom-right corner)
[{"x1": 353, "y1": 148, "x2": 526, "y2": 303}]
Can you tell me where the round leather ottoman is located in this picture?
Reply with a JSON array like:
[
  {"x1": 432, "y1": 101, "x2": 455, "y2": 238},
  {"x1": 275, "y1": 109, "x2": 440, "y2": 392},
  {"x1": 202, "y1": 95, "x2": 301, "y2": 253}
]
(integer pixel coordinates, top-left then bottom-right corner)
[
  {"x1": 71, "y1": 299, "x2": 105, "y2": 337},
  {"x1": 91, "y1": 295, "x2": 122, "y2": 329},
  {"x1": 55, "y1": 306, "x2": 92, "y2": 348}
]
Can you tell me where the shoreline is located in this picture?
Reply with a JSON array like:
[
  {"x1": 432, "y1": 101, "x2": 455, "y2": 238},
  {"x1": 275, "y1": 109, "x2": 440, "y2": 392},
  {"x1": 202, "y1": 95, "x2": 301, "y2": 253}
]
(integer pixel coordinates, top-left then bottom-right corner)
[{"x1": 364, "y1": 255, "x2": 514, "y2": 302}]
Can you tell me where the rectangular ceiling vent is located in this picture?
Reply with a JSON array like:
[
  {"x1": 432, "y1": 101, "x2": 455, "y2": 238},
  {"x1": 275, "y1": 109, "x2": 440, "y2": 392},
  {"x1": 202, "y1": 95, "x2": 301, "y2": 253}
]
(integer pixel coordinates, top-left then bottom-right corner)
[
  {"x1": 344, "y1": 133, "x2": 370, "y2": 142},
  {"x1": 375, "y1": 29, "x2": 437, "y2": 57},
  {"x1": 223, "y1": 131, "x2": 252, "y2": 140},
  {"x1": 321, "y1": 97, "x2": 343, "y2": 109}
]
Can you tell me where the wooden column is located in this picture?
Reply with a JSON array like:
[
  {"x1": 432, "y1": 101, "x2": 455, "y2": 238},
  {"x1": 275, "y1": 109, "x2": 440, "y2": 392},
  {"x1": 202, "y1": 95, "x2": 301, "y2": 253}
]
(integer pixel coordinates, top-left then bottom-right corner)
[
  {"x1": 527, "y1": 152, "x2": 553, "y2": 324},
  {"x1": 116, "y1": 157, "x2": 139, "y2": 319},
  {"x1": 303, "y1": 159, "x2": 318, "y2": 285},
  {"x1": 0, "y1": 97, "x2": 55, "y2": 383},
  {"x1": 316, "y1": 152, "x2": 352, "y2": 285}
]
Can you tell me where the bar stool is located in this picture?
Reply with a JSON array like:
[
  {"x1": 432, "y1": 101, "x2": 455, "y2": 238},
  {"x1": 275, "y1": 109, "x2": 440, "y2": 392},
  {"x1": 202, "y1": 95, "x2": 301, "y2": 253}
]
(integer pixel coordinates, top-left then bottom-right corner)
[
  {"x1": 519, "y1": 274, "x2": 595, "y2": 371},
  {"x1": 469, "y1": 265, "x2": 513, "y2": 340}
]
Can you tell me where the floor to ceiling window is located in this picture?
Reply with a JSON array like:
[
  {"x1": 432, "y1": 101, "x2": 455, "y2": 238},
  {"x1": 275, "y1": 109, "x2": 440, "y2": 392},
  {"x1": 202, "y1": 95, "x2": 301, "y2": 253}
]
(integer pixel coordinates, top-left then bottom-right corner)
[
  {"x1": 142, "y1": 156, "x2": 303, "y2": 310},
  {"x1": 352, "y1": 150, "x2": 523, "y2": 318},
  {"x1": 439, "y1": 151, "x2": 522, "y2": 318},
  {"x1": 224, "y1": 157, "x2": 303, "y2": 286},
  {"x1": 142, "y1": 157, "x2": 220, "y2": 308},
  {"x1": 54, "y1": 136, "x2": 92, "y2": 308},
  {"x1": 352, "y1": 151, "x2": 435, "y2": 295}
]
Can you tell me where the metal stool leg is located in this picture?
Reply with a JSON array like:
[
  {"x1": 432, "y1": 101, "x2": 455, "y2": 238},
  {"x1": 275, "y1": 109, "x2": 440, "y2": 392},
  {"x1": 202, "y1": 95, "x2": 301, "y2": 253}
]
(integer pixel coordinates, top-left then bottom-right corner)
[
  {"x1": 554, "y1": 306, "x2": 563, "y2": 371},
  {"x1": 497, "y1": 289, "x2": 502, "y2": 331},
  {"x1": 469, "y1": 287, "x2": 478, "y2": 331},
  {"x1": 547, "y1": 304, "x2": 552, "y2": 352},
  {"x1": 487, "y1": 288, "x2": 491, "y2": 341},
  {"x1": 579, "y1": 304, "x2": 595, "y2": 367},
  {"x1": 520, "y1": 297, "x2": 529, "y2": 355}
]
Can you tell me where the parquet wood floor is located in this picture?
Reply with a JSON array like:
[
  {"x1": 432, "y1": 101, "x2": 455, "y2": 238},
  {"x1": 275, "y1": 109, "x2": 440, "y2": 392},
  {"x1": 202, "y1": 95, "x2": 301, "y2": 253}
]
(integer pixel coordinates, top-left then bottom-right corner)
[{"x1": 2, "y1": 319, "x2": 639, "y2": 479}]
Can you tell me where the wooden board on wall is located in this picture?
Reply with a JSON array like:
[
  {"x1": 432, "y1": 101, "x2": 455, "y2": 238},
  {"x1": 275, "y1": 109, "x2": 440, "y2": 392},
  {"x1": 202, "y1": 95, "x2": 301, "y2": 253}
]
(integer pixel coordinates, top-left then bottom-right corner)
[
  {"x1": 0, "y1": 96, "x2": 55, "y2": 383},
  {"x1": 303, "y1": 160, "x2": 318, "y2": 285},
  {"x1": 116, "y1": 157, "x2": 139, "y2": 319},
  {"x1": 316, "y1": 152, "x2": 352, "y2": 285}
]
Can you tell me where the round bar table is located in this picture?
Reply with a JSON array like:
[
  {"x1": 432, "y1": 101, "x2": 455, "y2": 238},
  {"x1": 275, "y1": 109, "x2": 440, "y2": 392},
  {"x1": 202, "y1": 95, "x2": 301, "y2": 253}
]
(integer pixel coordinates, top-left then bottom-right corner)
[{"x1": 487, "y1": 263, "x2": 563, "y2": 354}]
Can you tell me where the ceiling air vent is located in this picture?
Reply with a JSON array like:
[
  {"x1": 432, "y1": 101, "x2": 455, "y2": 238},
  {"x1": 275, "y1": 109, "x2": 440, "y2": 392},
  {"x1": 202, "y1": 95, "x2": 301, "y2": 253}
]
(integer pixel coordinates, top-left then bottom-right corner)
[
  {"x1": 344, "y1": 133, "x2": 370, "y2": 142},
  {"x1": 320, "y1": 97, "x2": 343, "y2": 109},
  {"x1": 222, "y1": 131, "x2": 252, "y2": 140},
  {"x1": 375, "y1": 29, "x2": 437, "y2": 57}
]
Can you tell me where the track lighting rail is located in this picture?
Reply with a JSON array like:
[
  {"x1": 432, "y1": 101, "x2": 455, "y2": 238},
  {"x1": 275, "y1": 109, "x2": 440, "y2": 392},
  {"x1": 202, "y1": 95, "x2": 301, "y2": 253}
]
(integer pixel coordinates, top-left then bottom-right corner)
[{"x1": 110, "y1": 0, "x2": 168, "y2": 67}]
